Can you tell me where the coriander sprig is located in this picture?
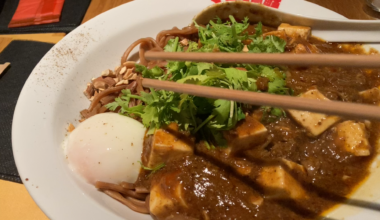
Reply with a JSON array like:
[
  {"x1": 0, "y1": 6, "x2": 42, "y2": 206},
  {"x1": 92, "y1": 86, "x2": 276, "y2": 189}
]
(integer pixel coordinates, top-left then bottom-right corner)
[
  {"x1": 107, "y1": 16, "x2": 290, "y2": 148},
  {"x1": 138, "y1": 161, "x2": 165, "y2": 176}
]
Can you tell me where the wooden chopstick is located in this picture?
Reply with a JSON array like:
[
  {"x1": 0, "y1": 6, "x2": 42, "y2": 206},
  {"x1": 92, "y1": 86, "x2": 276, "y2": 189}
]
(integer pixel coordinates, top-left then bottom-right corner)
[
  {"x1": 145, "y1": 51, "x2": 380, "y2": 68},
  {"x1": 142, "y1": 78, "x2": 380, "y2": 121}
]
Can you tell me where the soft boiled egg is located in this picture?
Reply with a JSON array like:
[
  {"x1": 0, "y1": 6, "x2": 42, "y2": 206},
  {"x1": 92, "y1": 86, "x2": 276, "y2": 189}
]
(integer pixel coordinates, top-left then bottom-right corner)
[{"x1": 65, "y1": 113, "x2": 145, "y2": 185}]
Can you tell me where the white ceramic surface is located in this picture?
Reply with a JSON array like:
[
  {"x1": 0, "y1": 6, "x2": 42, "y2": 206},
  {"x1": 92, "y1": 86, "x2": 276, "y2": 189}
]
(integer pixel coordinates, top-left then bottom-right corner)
[
  {"x1": 11, "y1": 0, "x2": 380, "y2": 219},
  {"x1": 195, "y1": 2, "x2": 380, "y2": 42}
]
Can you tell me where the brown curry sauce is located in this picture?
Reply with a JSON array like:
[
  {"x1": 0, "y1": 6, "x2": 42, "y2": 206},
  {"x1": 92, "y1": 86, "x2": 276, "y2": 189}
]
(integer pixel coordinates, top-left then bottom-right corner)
[{"x1": 135, "y1": 25, "x2": 380, "y2": 220}]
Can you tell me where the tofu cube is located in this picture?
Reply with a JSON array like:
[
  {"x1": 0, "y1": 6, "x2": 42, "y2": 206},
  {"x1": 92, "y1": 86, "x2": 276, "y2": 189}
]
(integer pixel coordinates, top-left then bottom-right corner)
[
  {"x1": 224, "y1": 116, "x2": 268, "y2": 154},
  {"x1": 195, "y1": 143, "x2": 258, "y2": 177},
  {"x1": 334, "y1": 121, "x2": 371, "y2": 156},
  {"x1": 288, "y1": 89, "x2": 341, "y2": 137},
  {"x1": 150, "y1": 172, "x2": 187, "y2": 218},
  {"x1": 278, "y1": 23, "x2": 311, "y2": 40},
  {"x1": 145, "y1": 123, "x2": 194, "y2": 168},
  {"x1": 359, "y1": 87, "x2": 380, "y2": 106},
  {"x1": 256, "y1": 163, "x2": 307, "y2": 200},
  {"x1": 280, "y1": 158, "x2": 306, "y2": 174}
]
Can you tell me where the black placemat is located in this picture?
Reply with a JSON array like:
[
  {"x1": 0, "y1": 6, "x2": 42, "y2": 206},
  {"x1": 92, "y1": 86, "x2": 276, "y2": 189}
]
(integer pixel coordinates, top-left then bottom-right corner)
[
  {"x1": 0, "y1": 40, "x2": 54, "y2": 183},
  {"x1": 0, "y1": 0, "x2": 91, "y2": 34}
]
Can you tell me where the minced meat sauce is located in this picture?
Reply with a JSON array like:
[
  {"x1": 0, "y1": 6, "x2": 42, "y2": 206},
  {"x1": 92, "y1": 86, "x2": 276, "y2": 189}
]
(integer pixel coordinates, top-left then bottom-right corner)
[{"x1": 135, "y1": 26, "x2": 380, "y2": 220}]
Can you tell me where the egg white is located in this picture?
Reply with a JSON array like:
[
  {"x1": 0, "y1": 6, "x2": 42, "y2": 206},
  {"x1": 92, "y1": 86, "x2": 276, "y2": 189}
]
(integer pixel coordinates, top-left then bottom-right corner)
[{"x1": 64, "y1": 113, "x2": 145, "y2": 185}]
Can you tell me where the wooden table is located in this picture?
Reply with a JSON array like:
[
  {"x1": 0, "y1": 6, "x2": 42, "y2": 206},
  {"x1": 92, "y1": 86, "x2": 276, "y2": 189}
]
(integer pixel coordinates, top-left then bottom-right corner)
[{"x1": 0, "y1": 0, "x2": 378, "y2": 219}]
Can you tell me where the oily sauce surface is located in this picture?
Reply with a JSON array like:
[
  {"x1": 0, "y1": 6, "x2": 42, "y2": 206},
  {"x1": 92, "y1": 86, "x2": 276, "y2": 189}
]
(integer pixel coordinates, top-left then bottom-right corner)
[{"x1": 136, "y1": 26, "x2": 380, "y2": 219}]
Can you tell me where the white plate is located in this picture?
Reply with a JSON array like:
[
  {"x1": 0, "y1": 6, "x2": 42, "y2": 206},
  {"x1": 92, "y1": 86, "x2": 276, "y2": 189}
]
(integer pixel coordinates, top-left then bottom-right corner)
[{"x1": 12, "y1": 0, "x2": 380, "y2": 219}]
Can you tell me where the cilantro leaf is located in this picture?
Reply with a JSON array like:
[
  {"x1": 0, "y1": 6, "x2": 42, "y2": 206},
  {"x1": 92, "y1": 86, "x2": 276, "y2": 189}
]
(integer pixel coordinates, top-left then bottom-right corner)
[
  {"x1": 260, "y1": 66, "x2": 279, "y2": 81},
  {"x1": 135, "y1": 64, "x2": 164, "y2": 79},
  {"x1": 141, "y1": 105, "x2": 159, "y2": 127},
  {"x1": 208, "y1": 99, "x2": 231, "y2": 129},
  {"x1": 261, "y1": 106, "x2": 286, "y2": 123},
  {"x1": 138, "y1": 161, "x2": 165, "y2": 176},
  {"x1": 247, "y1": 78, "x2": 258, "y2": 91},
  {"x1": 164, "y1": 37, "x2": 182, "y2": 52},
  {"x1": 268, "y1": 78, "x2": 287, "y2": 94},
  {"x1": 197, "y1": 62, "x2": 213, "y2": 75},
  {"x1": 211, "y1": 129, "x2": 228, "y2": 148},
  {"x1": 187, "y1": 41, "x2": 199, "y2": 52},
  {"x1": 194, "y1": 16, "x2": 249, "y2": 52},
  {"x1": 167, "y1": 61, "x2": 185, "y2": 75},
  {"x1": 105, "y1": 102, "x2": 119, "y2": 111},
  {"x1": 186, "y1": 65, "x2": 198, "y2": 76},
  {"x1": 224, "y1": 68, "x2": 248, "y2": 90},
  {"x1": 139, "y1": 91, "x2": 156, "y2": 104},
  {"x1": 177, "y1": 75, "x2": 209, "y2": 84},
  {"x1": 248, "y1": 35, "x2": 287, "y2": 53},
  {"x1": 106, "y1": 89, "x2": 132, "y2": 112},
  {"x1": 237, "y1": 107, "x2": 246, "y2": 121},
  {"x1": 254, "y1": 22, "x2": 263, "y2": 37},
  {"x1": 271, "y1": 107, "x2": 286, "y2": 117},
  {"x1": 270, "y1": 35, "x2": 287, "y2": 52},
  {"x1": 120, "y1": 104, "x2": 144, "y2": 116}
]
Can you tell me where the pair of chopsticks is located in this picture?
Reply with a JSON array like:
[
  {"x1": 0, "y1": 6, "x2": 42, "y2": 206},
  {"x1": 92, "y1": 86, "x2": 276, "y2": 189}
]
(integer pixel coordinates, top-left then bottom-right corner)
[{"x1": 142, "y1": 51, "x2": 380, "y2": 120}]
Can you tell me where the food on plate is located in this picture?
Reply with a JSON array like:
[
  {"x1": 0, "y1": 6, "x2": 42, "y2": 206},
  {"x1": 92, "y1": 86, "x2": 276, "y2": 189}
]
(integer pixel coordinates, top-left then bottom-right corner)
[
  {"x1": 65, "y1": 113, "x2": 145, "y2": 184},
  {"x1": 68, "y1": 2, "x2": 380, "y2": 220}
]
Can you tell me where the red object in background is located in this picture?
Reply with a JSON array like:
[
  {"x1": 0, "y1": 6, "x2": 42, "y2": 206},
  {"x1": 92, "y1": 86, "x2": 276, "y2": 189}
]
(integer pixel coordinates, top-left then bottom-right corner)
[
  {"x1": 8, "y1": 0, "x2": 65, "y2": 28},
  {"x1": 263, "y1": 0, "x2": 281, "y2": 8}
]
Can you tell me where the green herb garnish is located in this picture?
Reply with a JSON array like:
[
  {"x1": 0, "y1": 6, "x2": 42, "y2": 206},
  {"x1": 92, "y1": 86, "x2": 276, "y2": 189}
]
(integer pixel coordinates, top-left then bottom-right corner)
[
  {"x1": 107, "y1": 16, "x2": 290, "y2": 147},
  {"x1": 138, "y1": 161, "x2": 165, "y2": 176},
  {"x1": 261, "y1": 106, "x2": 287, "y2": 123}
]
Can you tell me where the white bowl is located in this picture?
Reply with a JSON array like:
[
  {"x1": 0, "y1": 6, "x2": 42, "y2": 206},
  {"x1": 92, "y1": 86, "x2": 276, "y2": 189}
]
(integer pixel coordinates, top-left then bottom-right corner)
[{"x1": 12, "y1": 0, "x2": 380, "y2": 219}]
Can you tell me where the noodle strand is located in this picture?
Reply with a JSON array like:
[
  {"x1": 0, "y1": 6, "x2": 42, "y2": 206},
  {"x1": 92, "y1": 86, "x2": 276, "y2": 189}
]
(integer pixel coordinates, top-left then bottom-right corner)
[
  {"x1": 88, "y1": 82, "x2": 137, "y2": 112},
  {"x1": 103, "y1": 190, "x2": 149, "y2": 214}
]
